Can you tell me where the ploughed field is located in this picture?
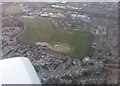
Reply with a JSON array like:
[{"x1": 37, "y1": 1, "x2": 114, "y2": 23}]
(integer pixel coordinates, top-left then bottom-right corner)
[{"x1": 17, "y1": 17, "x2": 93, "y2": 58}]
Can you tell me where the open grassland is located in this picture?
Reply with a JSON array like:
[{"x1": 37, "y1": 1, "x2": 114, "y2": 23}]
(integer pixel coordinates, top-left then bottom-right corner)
[
  {"x1": 17, "y1": 17, "x2": 93, "y2": 58},
  {"x1": 81, "y1": 7, "x2": 108, "y2": 15},
  {"x1": 5, "y1": 6, "x2": 22, "y2": 14},
  {"x1": 44, "y1": 8, "x2": 65, "y2": 13}
]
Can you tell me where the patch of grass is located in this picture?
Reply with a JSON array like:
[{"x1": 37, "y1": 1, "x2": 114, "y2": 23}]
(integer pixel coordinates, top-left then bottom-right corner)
[
  {"x1": 44, "y1": 8, "x2": 65, "y2": 13},
  {"x1": 17, "y1": 17, "x2": 93, "y2": 58},
  {"x1": 5, "y1": 6, "x2": 22, "y2": 14},
  {"x1": 81, "y1": 7, "x2": 109, "y2": 15}
]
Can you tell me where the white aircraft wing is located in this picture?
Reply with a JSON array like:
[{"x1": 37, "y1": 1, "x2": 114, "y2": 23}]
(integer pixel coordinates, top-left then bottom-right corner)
[{"x1": 0, "y1": 57, "x2": 41, "y2": 85}]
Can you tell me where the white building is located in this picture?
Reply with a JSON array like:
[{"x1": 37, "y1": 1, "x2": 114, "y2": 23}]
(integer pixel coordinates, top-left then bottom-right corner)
[{"x1": 71, "y1": 14, "x2": 91, "y2": 22}]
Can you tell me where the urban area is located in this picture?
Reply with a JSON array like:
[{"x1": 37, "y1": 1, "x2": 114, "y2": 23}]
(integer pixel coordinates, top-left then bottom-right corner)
[{"x1": 2, "y1": 2, "x2": 119, "y2": 84}]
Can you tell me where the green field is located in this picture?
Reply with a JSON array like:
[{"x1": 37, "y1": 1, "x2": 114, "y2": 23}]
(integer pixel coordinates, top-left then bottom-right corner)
[
  {"x1": 17, "y1": 17, "x2": 93, "y2": 58},
  {"x1": 81, "y1": 7, "x2": 110, "y2": 15},
  {"x1": 44, "y1": 8, "x2": 65, "y2": 13},
  {"x1": 5, "y1": 6, "x2": 22, "y2": 14}
]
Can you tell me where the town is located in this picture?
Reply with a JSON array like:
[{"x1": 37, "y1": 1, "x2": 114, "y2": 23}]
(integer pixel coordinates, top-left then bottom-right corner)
[{"x1": 2, "y1": 2, "x2": 118, "y2": 84}]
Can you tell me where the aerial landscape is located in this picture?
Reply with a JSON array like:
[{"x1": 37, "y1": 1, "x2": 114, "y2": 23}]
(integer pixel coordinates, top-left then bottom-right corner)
[{"x1": 2, "y1": 1, "x2": 118, "y2": 84}]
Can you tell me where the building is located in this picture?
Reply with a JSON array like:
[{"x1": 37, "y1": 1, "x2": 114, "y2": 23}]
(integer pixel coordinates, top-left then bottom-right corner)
[
  {"x1": 71, "y1": 14, "x2": 91, "y2": 22},
  {"x1": 52, "y1": 5, "x2": 66, "y2": 9},
  {"x1": 36, "y1": 42, "x2": 51, "y2": 49},
  {"x1": 82, "y1": 57, "x2": 94, "y2": 66},
  {"x1": 41, "y1": 12, "x2": 49, "y2": 17}
]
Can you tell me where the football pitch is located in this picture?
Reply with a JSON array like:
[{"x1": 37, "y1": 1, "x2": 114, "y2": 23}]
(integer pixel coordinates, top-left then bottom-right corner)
[{"x1": 17, "y1": 17, "x2": 93, "y2": 58}]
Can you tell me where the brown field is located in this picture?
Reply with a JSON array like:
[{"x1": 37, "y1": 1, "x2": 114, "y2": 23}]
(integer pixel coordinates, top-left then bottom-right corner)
[{"x1": 51, "y1": 43, "x2": 73, "y2": 53}]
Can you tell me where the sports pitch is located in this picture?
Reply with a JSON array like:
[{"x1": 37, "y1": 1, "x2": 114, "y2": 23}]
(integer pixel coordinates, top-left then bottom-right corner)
[{"x1": 17, "y1": 17, "x2": 93, "y2": 58}]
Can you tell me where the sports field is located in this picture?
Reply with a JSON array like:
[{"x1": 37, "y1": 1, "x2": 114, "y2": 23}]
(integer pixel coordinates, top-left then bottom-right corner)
[
  {"x1": 5, "y1": 6, "x2": 23, "y2": 14},
  {"x1": 17, "y1": 17, "x2": 93, "y2": 58}
]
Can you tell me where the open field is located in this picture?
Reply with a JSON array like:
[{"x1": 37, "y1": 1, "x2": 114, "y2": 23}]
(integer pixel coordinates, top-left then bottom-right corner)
[
  {"x1": 5, "y1": 6, "x2": 23, "y2": 14},
  {"x1": 17, "y1": 17, "x2": 93, "y2": 58},
  {"x1": 44, "y1": 8, "x2": 65, "y2": 13}
]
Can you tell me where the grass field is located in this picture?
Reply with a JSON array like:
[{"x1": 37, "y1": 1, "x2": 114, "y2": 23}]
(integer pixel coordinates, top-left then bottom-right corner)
[
  {"x1": 5, "y1": 6, "x2": 22, "y2": 14},
  {"x1": 81, "y1": 7, "x2": 109, "y2": 15},
  {"x1": 17, "y1": 17, "x2": 93, "y2": 58},
  {"x1": 44, "y1": 8, "x2": 65, "y2": 13}
]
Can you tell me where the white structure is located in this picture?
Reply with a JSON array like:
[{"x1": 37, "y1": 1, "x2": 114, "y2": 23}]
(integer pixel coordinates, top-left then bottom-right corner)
[
  {"x1": 71, "y1": 14, "x2": 91, "y2": 22},
  {"x1": 0, "y1": 57, "x2": 41, "y2": 85},
  {"x1": 52, "y1": 5, "x2": 66, "y2": 9},
  {"x1": 83, "y1": 57, "x2": 91, "y2": 62}
]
